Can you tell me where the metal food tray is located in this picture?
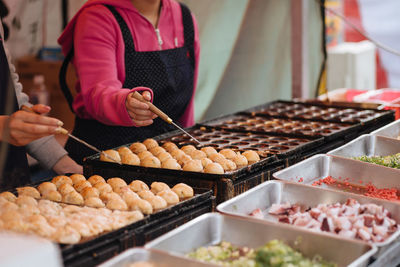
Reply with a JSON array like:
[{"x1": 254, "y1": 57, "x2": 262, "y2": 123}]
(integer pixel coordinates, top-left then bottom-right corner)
[
  {"x1": 145, "y1": 213, "x2": 376, "y2": 267},
  {"x1": 216, "y1": 180, "x2": 400, "y2": 251},
  {"x1": 99, "y1": 248, "x2": 211, "y2": 267},
  {"x1": 371, "y1": 119, "x2": 400, "y2": 140}
]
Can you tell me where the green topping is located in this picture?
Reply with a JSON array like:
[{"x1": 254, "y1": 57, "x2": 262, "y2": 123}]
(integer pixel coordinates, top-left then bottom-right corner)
[{"x1": 354, "y1": 153, "x2": 400, "y2": 169}]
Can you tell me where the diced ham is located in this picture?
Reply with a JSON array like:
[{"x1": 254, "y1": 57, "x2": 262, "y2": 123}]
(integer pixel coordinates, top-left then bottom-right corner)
[
  {"x1": 339, "y1": 229, "x2": 356, "y2": 239},
  {"x1": 373, "y1": 225, "x2": 388, "y2": 238},
  {"x1": 358, "y1": 227, "x2": 371, "y2": 241},
  {"x1": 278, "y1": 216, "x2": 290, "y2": 224},
  {"x1": 249, "y1": 208, "x2": 263, "y2": 219},
  {"x1": 309, "y1": 208, "x2": 321, "y2": 220},
  {"x1": 293, "y1": 213, "x2": 312, "y2": 227},
  {"x1": 334, "y1": 217, "x2": 352, "y2": 231},
  {"x1": 269, "y1": 203, "x2": 291, "y2": 215},
  {"x1": 363, "y1": 214, "x2": 375, "y2": 227}
]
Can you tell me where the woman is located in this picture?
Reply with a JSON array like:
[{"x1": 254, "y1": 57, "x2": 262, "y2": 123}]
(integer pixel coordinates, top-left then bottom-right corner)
[{"x1": 58, "y1": 0, "x2": 200, "y2": 164}]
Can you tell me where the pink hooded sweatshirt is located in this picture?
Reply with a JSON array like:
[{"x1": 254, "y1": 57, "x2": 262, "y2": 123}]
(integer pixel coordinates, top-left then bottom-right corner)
[{"x1": 58, "y1": 0, "x2": 199, "y2": 127}]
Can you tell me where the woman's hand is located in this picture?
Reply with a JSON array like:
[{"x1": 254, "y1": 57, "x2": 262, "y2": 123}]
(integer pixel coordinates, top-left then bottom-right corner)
[
  {"x1": 52, "y1": 155, "x2": 83, "y2": 175},
  {"x1": 0, "y1": 104, "x2": 63, "y2": 146},
  {"x1": 126, "y1": 91, "x2": 157, "y2": 126}
]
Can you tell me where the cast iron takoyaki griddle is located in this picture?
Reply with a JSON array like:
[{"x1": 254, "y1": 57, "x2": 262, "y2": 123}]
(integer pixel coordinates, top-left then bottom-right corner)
[{"x1": 159, "y1": 127, "x2": 323, "y2": 158}]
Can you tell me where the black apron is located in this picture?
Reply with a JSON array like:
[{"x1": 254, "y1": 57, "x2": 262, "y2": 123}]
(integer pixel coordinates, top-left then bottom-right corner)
[
  {"x1": 60, "y1": 3, "x2": 195, "y2": 164},
  {"x1": 0, "y1": 38, "x2": 30, "y2": 190}
]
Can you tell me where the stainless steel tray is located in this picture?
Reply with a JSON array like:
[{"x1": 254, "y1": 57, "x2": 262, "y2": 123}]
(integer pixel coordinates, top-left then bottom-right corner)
[
  {"x1": 371, "y1": 119, "x2": 400, "y2": 140},
  {"x1": 216, "y1": 180, "x2": 400, "y2": 250},
  {"x1": 272, "y1": 154, "x2": 400, "y2": 192},
  {"x1": 146, "y1": 213, "x2": 376, "y2": 267},
  {"x1": 99, "y1": 248, "x2": 210, "y2": 267},
  {"x1": 327, "y1": 134, "x2": 400, "y2": 159}
]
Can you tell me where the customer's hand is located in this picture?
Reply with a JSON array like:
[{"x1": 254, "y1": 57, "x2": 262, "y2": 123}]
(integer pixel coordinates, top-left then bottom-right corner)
[
  {"x1": 0, "y1": 104, "x2": 63, "y2": 146},
  {"x1": 126, "y1": 91, "x2": 157, "y2": 127},
  {"x1": 52, "y1": 155, "x2": 83, "y2": 175}
]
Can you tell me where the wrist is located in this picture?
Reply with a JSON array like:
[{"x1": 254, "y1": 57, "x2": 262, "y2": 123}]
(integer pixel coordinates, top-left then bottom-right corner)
[
  {"x1": 0, "y1": 116, "x2": 9, "y2": 142},
  {"x1": 52, "y1": 155, "x2": 83, "y2": 174}
]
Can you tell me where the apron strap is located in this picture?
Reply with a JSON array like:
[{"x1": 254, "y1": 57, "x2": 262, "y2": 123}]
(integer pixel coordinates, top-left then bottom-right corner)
[
  {"x1": 179, "y1": 3, "x2": 195, "y2": 69},
  {"x1": 59, "y1": 47, "x2": 75, "y2": 113}
]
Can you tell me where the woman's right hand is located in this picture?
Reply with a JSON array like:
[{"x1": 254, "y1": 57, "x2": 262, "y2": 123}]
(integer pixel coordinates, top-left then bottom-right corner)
[
  {"x1": 0, "y1": 104, "x2": 63, "y2": 146},
  {"x1": 126, "y1": 91, "x2": 157, "y2": 127}
]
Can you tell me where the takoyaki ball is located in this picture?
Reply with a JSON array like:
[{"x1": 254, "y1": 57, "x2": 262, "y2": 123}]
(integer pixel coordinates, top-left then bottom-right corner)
[
  {"x1": 218, "y1": 159, "x2": 236, "y2": 172},
  {"x1": 70, "y1": 174, "x2": 86, "y2": 185},
  {"x1": 183, "y1": 160, "x2": 203, "y2": 172},
  {"x1": 126, "y1": 198, "x2": 153, "y2": 214},
  {"x1": 129, "y1": 180, "x2": 149, "y2": 192},
  {"x1": 138, "y1": 150, "x2": 153, "y2": 161},
  {"x1": 161, "y1": 158, "x2": 181, "y2": 170},
  {"x1": 100, "y1": 149, "x2": 121, "y2": 163},
  {"x1": 157, "y1": 190, "x2": 179, "y2": 205},
  {"x1": 81, "y1": 187, "x2": 100, "y2": 199},
  {"x1": 204, "y1": 162, "x2": 224, "y2": 174},
  {"x1": 58, "y1": 183, "x2": 75, "y2": 196},
  {"x1": 117, "y1": 146, "x2": 132, "y2": 156},
  {"x1": 52, "y1": 175, "x2": 73, "y2": 188},
  {"x1": 106, "y1": 197, "x2": 128, "y2": 211},
  {"x1": 93, "y1": 182, "x2": 113, "y2": 194},
  {"x1": 149, "y1": 146, "x2": 166, "y2": 157},
  {"x1": 119, "y1": 187, "x2": 139, "y2": 203},
  {"x1": 0, "y1": 196, "x2": 8, "y2": 206},
  {"x1": 121, "y1": 152, "x2": 140, "y2": 166},
  {"x1": 208, "y1": 153, "x2": 226, "y2": 163},
  {"x1": 1, "y1": 201, "x2": 18, "y2": 212},
  {"x1": 172, "y1": 183, "x2": 194, "y2": 199},
  {"x1": 177, "y1": 154, "x2": 192, "y2": 166},
  {"x1": 201, "y1": 158, "x2": 213, "y2": 168},
  {"x1": 190, "y1": 149, "x2": 207, "y2": 160},
  {"x1": 141, "y1": 156, "x2": 161, "y2": 168},
  {"x1": 38, "y1": 182, "x2": 57, "y2": 195},
  {"x1": 73, "y1": 180, "x2": 92, "y2": 193},
  {"x1": 242, "y1": 150, "x2": 260, "y2": 164},
  {"x1": 100, "y1": 192, "x2": 121, "y2": 202},
  {"x1": 181, "y1": 145, "x2": 196, "y2": 155},
  {"x1": 107, "y1": 177, "x2": 127, "y2": 192},
  {"x1": 150, "y1": 182, "x2": 170, "y2": 194},
  {"x1": 87, "y1": 175, "x2": 106, "y2": 185},
  {"x1": 15, "y1": 195, "x2": 38, "y2": 207},
  {"x1": 129, "y1": 142, "x2": 147, "y2": 154},
  {"x1": 232, "y1": 153, "x2": 248, "y2": 168},
  {"x1": 2, "y1": 210, "x2": 22, "y2": 223},
  {"x1": 62, "y1": 191, "x2": 84, "y2": 205},
  {"x1": 54, "y1": 225, "x2": 81, "y2": 244},
  {"x1": 0, "y1": 192, "x2": 16, "y2": 202},
  {"x1": 143, "y1": 138, "x2": 159, "y2": 150},
  {"x1": 170, "y1": 149, "x2": 185, "y2": 160},
  {"x1": 16, "y1": 186, "x2": 40, "y2": 199},
  {"x1": 162, "y1": 141, "x2": 178, "y2": 152},
  {"x1": 201, "y1": 146, "x2": 218, "y2": 157},
  {"x1": 84, "y1": 197, "x2": 105, "y2": 208},
  {"x1": 147, "y1": 196, "x2": 167, "y2": 210},
  {"x1": 42, "y1": 191, "x2": 62, "y2": 202},
  {"x1": 157, "y1": 151, "x2": 173, "y2": 163},
  {"x1": 138, "y1": 190, "x2": 155, "y2": 200},
  {"x1": 219, "y1": 149, "x2": 236, "y2": 160}
]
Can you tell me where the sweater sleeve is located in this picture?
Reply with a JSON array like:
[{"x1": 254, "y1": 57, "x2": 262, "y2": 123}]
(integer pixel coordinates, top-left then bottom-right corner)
[{"x1": 73, "y1": 6, "x2": 136, "y2": 126}]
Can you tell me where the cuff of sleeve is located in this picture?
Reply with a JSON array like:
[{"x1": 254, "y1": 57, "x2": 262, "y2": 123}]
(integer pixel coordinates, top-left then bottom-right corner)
[
  {"x1": 120, "y1": 87, "x2": 154, "y2": 127},
  {"x1": 26, "y1": 136, "x2": 68, "y2": 169}
]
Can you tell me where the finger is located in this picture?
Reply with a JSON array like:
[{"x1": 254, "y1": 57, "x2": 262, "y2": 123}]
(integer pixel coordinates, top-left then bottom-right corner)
[
  {"x1": 10, "y1": 118, "x2": 58, "y2": 135},
  {"x1": 142, "y1": 91, "x2": 152, "y2": 101},
  {"x1": 130, "y1": 108, "x2": 154, "y2": 117},
  {"x1": 152, "y1": 114, "x2": 158, "y2": 119},
  {"x1": 14, "y1": 111, "x2": 63, "y2": 126},
  {"x1": 128, "y1": 96, "x2": 150, "y2": 110},
  {"x1": 127, "y1": 110, "x2": 154, "y2": 121},
  {"x1": 133, "y1": 119, "x2": 154, "y2": 127},
  {"x1": 8, "y1": 130, "x2": 50, "y2": 146},
  {"x1": 31, "y1": 104, "x2": 51, "y2": 114}
]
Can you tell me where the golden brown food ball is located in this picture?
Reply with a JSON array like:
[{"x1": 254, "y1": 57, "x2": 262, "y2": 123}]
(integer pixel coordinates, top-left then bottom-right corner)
[
  {"x1": 225, "y1": 159, "x2": 237, "y2": 171},
  {"x1": 170, "y1": 149, "x2": 185, "y2": 160},
  {"x1": 190, "y1": 149, "x2": 207, "y2": 160},
  {"x1": 0, "y1": 192, "x2": 16, "y2": 202},
  {"x1": 201, "y1": 158, "x2": 213, "y2": 168},
  {"x1": 232, "y1": 153, "x2": 248, "y2": 168},
  {"x1": 157, "y1": 190, "x2": 179, "y2": 206},
  {"x1": 38, "y1": 182, "x2": 57, "y2": 196},
  {"x1": 84, "y1": 197, "x2": 105, "y2": 208},
  {"x1": 129, "y1": 142, "x2": 147, "y2": 154},
  {"x1": 161, "y1": 158, "x2": 181, "y2": 170},
  {"x1": 117, "y1": 146, "x2": 133, "y2": 156},
  {"x1": 201, "y1": 146, "x2": 218, "y2": 157},
  {"x1": 42, "y1": 191, "x2": 62, "y2": 202},
  {"x1": 183, "y1": 160, "x2": 203, "y2": 172},
  {"x1": 121, "y1": 152, "x2": 140, "y2": 166},
  {"x1": 219, "y1": 149, "x2": 237, "y2": 160},
  {"x1": 119, "y1": 187, "x2": 139, "y2": 203},
  {"x1": 52, "y1": 175, "x2": 73, "y2": 188},
  {"x1": 16, "y1": 195, "x2": 38, "y2": 207},
  {"x1": 157, "y1": 151, "x2": 172, "y2": 162},
  {"x1": 70, "y1": 174, "x2": 86, "y2": 185},
  {"x1": 126, "y1": 198, "x2": 153, "y2": 214},
  {"x1": 242, "y1": 150, "x2": 260, "y2": 164},
  {"x1": 62, "y1": 191, "x2": 84, "y2": 205},
  {"x1": 141, "y1": 156, "x2": 161, "y2": 168},
  {"x1": 129, "y1": 180, "x2": 149, "y2": 192},
  {"x1": 1, "y1": 201, "x2": 18, "y2": 212},
  {"x1": 54, "y1": 225, "x2": 81, "y2": 244},
  {"x1": 150, "y1": 182, "x2": 170, "y2": 194},
  {"x1": 138, "y1": 190, "x2": 155, "y2": 200},
  {"x1": 208, "y1": 153, "x2": 226, "y2": 163},
  {"x1": 93, "y1": 182, "x2": 113, "y2": 194},
  {"x1": 100, "y1": 192, "x2": 121, "y2": 202},
  {"x1": 172, "y1": 183, "x2": 194, "y2": 199},
  {"x1": 204, "y1": 162, "x2": 224, "y2": 174},
  {"x1": 162, "y1": 141, "x2": 178, "y2": 152},
  {"x1": 138, "y1": 150, "x2": 153, "y2": 161},
  {"x1": 81, "y1": 187, "x2": 100, "y2": 199},
  {"x1": 106, "y1": 197, "x2": 128, "y2": 211},
  {"x1": 177, "y1": 154, "x2": 192, "y2": 166},
  {"x1": 143, "y1": 138, "x2": 159, "y2": 150},
  {"x1": 181, "y1": 145, "x2": 196, "y2": 155},
  {"x1": 2, "y1": 210, "x2": 22, "y2": 223},
  {"x1": 87, "y1": 175, "x2": 106, "y2": 185},
  {"x1": 74, "y1": 180, "x2": 92, "y2": 193},
  {"x1": 147, "y1": 196, "x2": 167, "y2": 210},
  {"x1": 107, "y1": 177, "x2": 127, "y2": 191},
  {"x1": 16, "y1": 187, "x2": 40, "y2": 199},
  {"x1": 100, "y1": 149, "x2": 121, "y2": 163},
  {"x1": 149, "y1": 146, "x2": 166, "y2": 157},
  {"x1": 58, "y1": 183, "x2": 75, "y2": 196}
]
